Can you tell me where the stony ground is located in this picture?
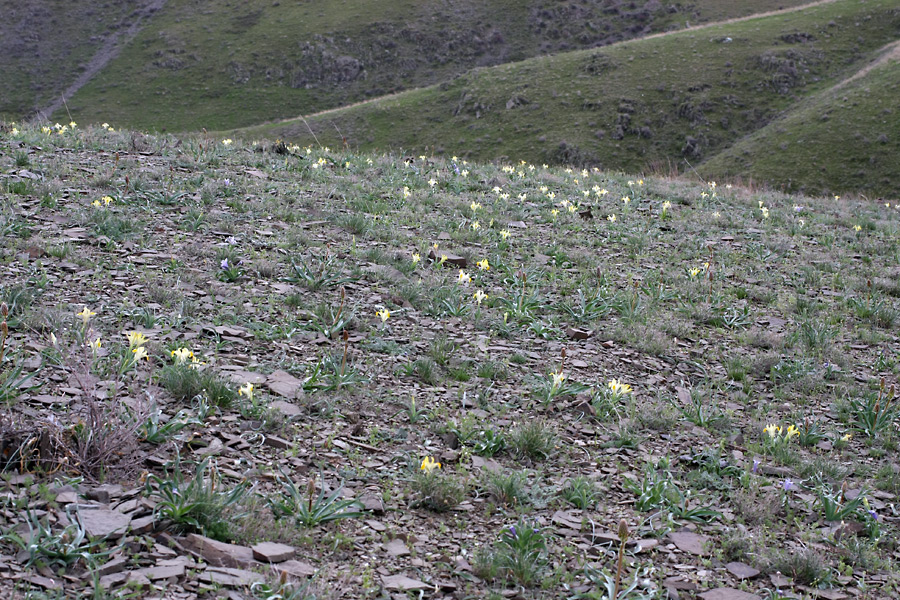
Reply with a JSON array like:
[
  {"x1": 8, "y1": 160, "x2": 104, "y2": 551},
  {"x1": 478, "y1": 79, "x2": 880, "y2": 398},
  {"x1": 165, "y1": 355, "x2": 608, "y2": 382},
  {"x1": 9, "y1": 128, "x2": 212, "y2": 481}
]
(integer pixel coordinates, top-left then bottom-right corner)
[{"x1": 0, "y1": 122, "x2": 899, "y2": 599}]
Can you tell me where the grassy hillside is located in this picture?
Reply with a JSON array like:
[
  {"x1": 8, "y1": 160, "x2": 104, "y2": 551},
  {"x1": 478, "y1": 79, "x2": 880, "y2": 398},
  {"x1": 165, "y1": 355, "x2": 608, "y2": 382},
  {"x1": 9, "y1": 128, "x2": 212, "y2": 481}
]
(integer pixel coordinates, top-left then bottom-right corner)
[
  {"x1": 237, "y1": 0, "x2": 900, "y2": 196},
  {"x1": 700, "y1": 43, "x2": 900, "y2": 198},
  {"x1": 3, "y1": 121, "x2": 900, "y2": 598},
  {"x1": 0, "y1": 0, "x2": 158, "y2": 119},
  {"x1": 55, "y1": 0, "x2": 813, "y2": 130}
]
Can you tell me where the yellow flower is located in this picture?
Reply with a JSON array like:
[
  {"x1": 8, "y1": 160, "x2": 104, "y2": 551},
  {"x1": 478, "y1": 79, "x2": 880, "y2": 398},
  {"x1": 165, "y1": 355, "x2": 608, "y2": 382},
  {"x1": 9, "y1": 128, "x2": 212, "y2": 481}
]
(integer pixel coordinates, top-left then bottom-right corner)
[
  {"x1": 10, "y1": 128, "x2": 19, "y2": 136},
  {"x1": 471, "y1": 221, "x2": 480, "y2": 230},
  {"x1": 428, "y1": 178, "x2": 437, "y2": 187},
  {"x1": 438, "y1": 254, "x2": 448, "y2": 266},
  {"x1": 853, "y1": 225, "x2": 862, "y2": 232},
  {"x1": 458, "y1": 270, "x2": 472, "y2": 285},
  {"x1": 763, "y1": 424, "x2": 781, "y2": 439},
  {"x1": 608, "y1": 379, "x2": 632, "y2": 396},
  {"x1": 473, "y1": 290, "x2": 488, "y2": 305},
  {"x1": 125, "y1": 331, "x2": 148, "y2": 348},
  {"x1": 88, "y1": 337, "x2": 102, "y2": 354},
  {"x1": 41, "y1": 126, "x2": 51, "y2": 134},
  {"x1": 500, "y1": 230, "x2": 511, "y2": 240},
  {"x1": 411, "y1": 252, "x2": 421, "y2": 265},
  {"x1": 689, "y1": 267, "x2": 701, "y2": 278},
  {"x1": 662, "y1": 201, "x2": 672, "y2": 211},
  {"x1": 376, "y1": 308, "x2": 390, "y2": 323},
  {"x1": 77, "y1": 306, "x2": 96, "y2": 325},
  {"x1": 69, "y1": 121, "x2": 77, "y2": 129},
  {"x1": 101, "y1": 122, "x2": 110, "y2": 129},
  {"x1": 470, "y1": 201, "x2": 482, "y2": 212},
  {"x1": 403, "y1": 186, "x2": 411, "y2": 198},
  {"x1": 841, "y1": 433, "x2": 852, "y2": 442},
  {"x1": 132, "y1": 346, "x2": 149, "y2": 362},
  {"x1": 460, "y1": 170, "x2": 469, "y2": 177},
  {"x1": 551, "y1": 209, "x2": 559, "y2": 218},
  {"x1": 171, "y1": 347, "x2": 195, "y2": 365},
  {"x1": 92, "y1": 200, "x2": 102, "y2": 208},
  {"x1": 222, "y1": 138, "x2": 233, "y2": 146},
  {"x1": 102, "y1": 196, "x2": 113, "y2": 206},
  {"x1": 785, "y1": 425, "x2": 799, "y2": 440},
  {"x1": 760, "y1": 207, "x2": 770, "y2": 219},
  {"x1": 551, "y1": 371, "x2": 566, "y2": 389},
  {"x1": 477, "y1": 258, "x2": 490, "y2": 271},
  {"x1": 595, "y1": 188, "x2": 608, "y2": 197},
  {"x1": 239, "y1": 382, "x2": 254, "y2": 401},
  {"x1": 607, "y1": 214, "x2": 616, "y2": 222},
  {"x1": 420, "y1": 456, "x2": 441, "y2": 473}
]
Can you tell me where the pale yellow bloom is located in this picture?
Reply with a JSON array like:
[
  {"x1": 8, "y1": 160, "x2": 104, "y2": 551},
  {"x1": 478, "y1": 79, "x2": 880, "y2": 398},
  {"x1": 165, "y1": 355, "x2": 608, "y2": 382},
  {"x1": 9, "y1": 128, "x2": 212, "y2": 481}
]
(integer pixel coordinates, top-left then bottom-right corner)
[
  {"x1": 411, "y1": 253, "x2": 421, "y2": 265},
  {"x1": 500, "y1": 230, "x2": 511, "y2": 240},
  {"x1": 607, "y1": 214, "x2": 616, "y2": 222},
  {"x1": 551, "y1": 371, "x2": 566, "y2": 389},
  {"x1": 470, "y1": 201, "x2": 482, "y2": 212},
  {"x1": 471, "y1": 221, "x2": 480, "y2": 230},
  {"x1": 77, "y1": 306, "x2": 96, "y2": 325},
  {"x1": 477, "y1": 258, "x2": 490, "y2": 271},
  {"x1": 131, "y1": 346, "x2": 149, "y2": 362},
  {"x1": 458, "y1": 270, "x2": 472, "y2": 285},
  {"x1": 239, "y1": 382, "x2": 254, "y2": 401},
  {"x1": 607, "y1": 379, "x2": 632, "y2": 396},
  {"x1": 125, "y1": 331, "x2": 148, "y2": 348},
  {"x1": 420, "y1": 456, "x2": 441, "y2": 473},
  {"x1": 473, "y1": 290, "x2": 488, "y2": 305},
  {"x1": 376, "y1": 308, "x2": 390, "y2": 323},
  {"x1": 428, "y1": 178, "x2": 437, "y2": 187},
  {"x1": 171, "y1": 348, "x2": 195, "y2": 365}
]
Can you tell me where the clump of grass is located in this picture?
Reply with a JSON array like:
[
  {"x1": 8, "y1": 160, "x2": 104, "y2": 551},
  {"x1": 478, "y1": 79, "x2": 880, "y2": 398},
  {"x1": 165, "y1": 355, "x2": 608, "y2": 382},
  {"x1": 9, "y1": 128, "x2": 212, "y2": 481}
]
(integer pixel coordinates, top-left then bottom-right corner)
[
  {"x1": 409, "y1": 460, "x2": 465, "y2": 512},
  {"x1": 158, "y1": 363, "x2": 236, "y2": 408},
  {"x1": 561, "y1": 476, "x2": 600, "y2": 509},
  {"x1": 508, "y1": 420, "x2": 556, "y2": 461},
  {"x1": 474, "y1": 519, "x2": 548, "y2": 587},
  {"x1": 482, "y1": 469, "x2": 531, "y2": 508}
]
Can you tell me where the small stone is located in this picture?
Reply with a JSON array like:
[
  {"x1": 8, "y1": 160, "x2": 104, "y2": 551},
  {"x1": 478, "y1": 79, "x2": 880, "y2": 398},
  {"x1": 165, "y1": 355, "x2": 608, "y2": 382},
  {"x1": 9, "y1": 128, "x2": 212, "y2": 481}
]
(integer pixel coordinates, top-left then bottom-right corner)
[
  {"x1": 130, "y1": 515, "x2": 156, "y2": 535},
  {"x1": 139, "y1": 563, "x2": 185, "y2": 581},
  {"x1": 725, "y1": 562, "x2": 760, "y2": 579},
  {"x1": 667, "y1": 531, "x2": 708, "y2": 555},
  {"x1": 427, "y1": 249, "x2": 466, "y2": 268},
  {"x1": 698, "y1": 588, "x2": 761, "y2": 600},
  {"x1": 182, "y1": 533, "x2": 256, "y2": 569},
  {"x1": 386, "y1": 539, "x2": 410, "y2": 557},
  {"x1": 77, "y1": 508, "x2": 131, "y2": 539},
  {"x1": 96, "y1": 556, "x2": 128, "y2": 576},
  {"x1": 263, "y1": 435, "x2": 292, "y2": 450},
  {"x1": 270, "y1": 400, "x2": 302, "y2": 417},
  {"x1": 55, "y1": 491, "x2": 79, "y2": 504},
  {"x1": 382, "y1": 574, "x2": 430, "y2": 590},
  {"x1": 276, "y1": 559, "x2": 316, "y2": 578},
  {"x1": 252, "y1": 542, "x2": 295, "y2": 563},
  {"x1": 266, "y1": 370, "x2": 305, "y2": 399},
  {"x1": 203, "y1": 567, "x2": 264, "y2": 587},
  {"x1": 359, "y1": 494, "x2": 385, "y2": 514}
]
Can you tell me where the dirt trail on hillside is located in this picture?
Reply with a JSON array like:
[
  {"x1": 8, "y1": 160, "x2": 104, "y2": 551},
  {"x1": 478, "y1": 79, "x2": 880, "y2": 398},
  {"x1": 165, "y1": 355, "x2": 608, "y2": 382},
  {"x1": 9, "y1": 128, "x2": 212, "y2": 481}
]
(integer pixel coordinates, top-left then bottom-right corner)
[
  {"x1": 832, "y1": 39, "x2": 900, "y2": 89},
  {"x1": 262, "y1": 0, "x2": 841, "y2": 127},
  {"x1": 37, "y1": 0, "x2": 167, "y2": 120}
]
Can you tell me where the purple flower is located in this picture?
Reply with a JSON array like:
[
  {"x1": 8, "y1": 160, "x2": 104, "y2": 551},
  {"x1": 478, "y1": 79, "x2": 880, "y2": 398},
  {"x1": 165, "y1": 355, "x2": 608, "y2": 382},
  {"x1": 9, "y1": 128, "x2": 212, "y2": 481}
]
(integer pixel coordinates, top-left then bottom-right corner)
[
  {"x1": 752, "y1": 459, "x2": 760, "y2": 474},
  {"x1": 220, "y1": 258, "x2": 229, "y2": 270},
  {"x1": 223, "y1": 179, "x2": 232, "y2": 187},
  {"x1": 783, "y1": 479, "x2": 794, "y2": 491},
  {"x1": 508, "y1": 526, "x2": 517, "y2": 539},
  {"x1": 868, "y1": 510, "x2": 879, "y2": 521}
]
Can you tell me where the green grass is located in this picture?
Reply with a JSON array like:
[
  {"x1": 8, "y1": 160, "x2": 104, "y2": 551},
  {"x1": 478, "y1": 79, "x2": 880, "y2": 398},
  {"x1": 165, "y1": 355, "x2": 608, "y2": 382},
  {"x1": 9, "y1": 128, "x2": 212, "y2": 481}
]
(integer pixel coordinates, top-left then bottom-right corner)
[
  {"x1": 700, "y1": 47, "x2": 900, "y2": 197},
  {"x1": 236, "y1": 0, "x2": 900, "y2": 196},
  {"x1": 51, "y1": 0, "x2": 812, "y2": 130},
  {"x1": 0, "y1": 1, "x2": 145, "y2": 119}
]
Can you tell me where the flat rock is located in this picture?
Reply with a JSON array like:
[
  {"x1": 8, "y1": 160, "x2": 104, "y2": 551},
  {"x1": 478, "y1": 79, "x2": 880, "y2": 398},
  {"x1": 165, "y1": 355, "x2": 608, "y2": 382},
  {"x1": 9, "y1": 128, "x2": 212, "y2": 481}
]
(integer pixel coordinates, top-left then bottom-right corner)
[
  {"x1": 182, "y1": 533, "x2": 256, "y2": 569},
  {"x1": 138, "y1": 563, "x2": 185, "y2": 581},
  {"x1": 725, "y1": 562, "x2": 760, "y2": 579},
  {"x1": 385, "y1": 539, "x2": 410, "y2": 557},
  {"x1": 275, "y1": 559, "x2": 317, "y2": 578},
  {"x1": 266, "y1": 370, "x2": 305, "y2": 399},
  {"x1": 359, "y1": 494, "x2": 385, "y2": 514},
  {"x1": 470, "y1": 455, "x2": 502, "y2": 473},
  {"x1": 201, "y1": 567, "x2": 264, "y2": 587},
  {"x1": 270, "y1": 400, "x2": 303, "y2": 417},
  {"x1": 427, "y1": 249, "x2": 466, "y2": 268},
  {"x1": 252, "y1": 541, "x2": 295, "y2": 563},
  {"x1": 382, "y1": 574, "x2": 430, "y2": 591},
  {"x1": 698, "y1": 588, "x2": 761, "y2": 600},
  {"x1": 667, "y1": 531, "x2": 708, "y2": 555},
  {"x1": 77, "y1": 508, "x2": 131, "y2": 539}
]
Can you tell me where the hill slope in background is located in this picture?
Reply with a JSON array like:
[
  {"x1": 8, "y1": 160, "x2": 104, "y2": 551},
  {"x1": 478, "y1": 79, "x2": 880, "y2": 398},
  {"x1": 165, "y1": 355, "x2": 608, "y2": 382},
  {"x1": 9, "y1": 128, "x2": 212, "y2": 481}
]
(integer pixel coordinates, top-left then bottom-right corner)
[
  {"x1": 699, "y1": 43, "x2": 900, "y2": 198},
  {"x1": 235, "y1": 0, "x2": 900, "y2": 197},
  {"x1": 52, "y1": 0, "x2": 813, "y2": 131},
  {"x1": 0, "y1": 0, "x2": 161, "y2": 120}
]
